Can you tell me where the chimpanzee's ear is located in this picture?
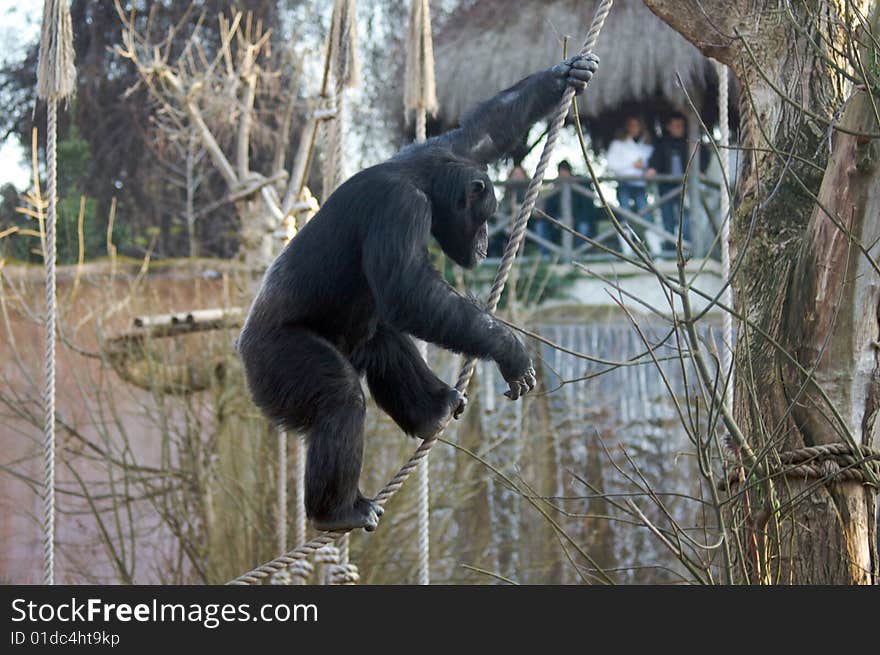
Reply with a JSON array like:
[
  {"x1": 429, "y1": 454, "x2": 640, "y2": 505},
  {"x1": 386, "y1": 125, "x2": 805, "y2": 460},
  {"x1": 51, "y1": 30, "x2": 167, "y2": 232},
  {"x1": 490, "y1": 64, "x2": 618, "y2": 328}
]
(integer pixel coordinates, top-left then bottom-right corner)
[{"x1": 469, "y1": 179, "x2": 486, "y2": 197}]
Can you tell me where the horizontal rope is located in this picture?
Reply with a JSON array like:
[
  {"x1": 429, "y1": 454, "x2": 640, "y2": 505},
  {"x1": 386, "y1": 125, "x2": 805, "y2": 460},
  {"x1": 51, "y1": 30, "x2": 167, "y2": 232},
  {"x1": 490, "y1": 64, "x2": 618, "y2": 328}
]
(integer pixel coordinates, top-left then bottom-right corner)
[{"x1": 725, "y1": 443, "x2": 880, "y2": 488}]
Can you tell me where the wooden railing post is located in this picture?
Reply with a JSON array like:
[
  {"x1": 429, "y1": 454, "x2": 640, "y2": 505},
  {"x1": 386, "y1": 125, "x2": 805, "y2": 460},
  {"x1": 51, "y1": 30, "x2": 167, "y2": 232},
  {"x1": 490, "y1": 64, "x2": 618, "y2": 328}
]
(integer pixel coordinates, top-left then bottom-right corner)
[
  {"x1": 560, "y1": 180, "x2": 574, "y2": 260},
  {"x1": 687, "y1": 118, "x2": 707, "y2": 257}
]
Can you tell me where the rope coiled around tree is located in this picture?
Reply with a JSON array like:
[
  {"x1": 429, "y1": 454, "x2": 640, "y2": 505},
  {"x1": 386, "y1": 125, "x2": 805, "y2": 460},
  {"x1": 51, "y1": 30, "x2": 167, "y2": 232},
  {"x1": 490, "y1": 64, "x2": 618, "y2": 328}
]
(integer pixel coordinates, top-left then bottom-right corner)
[
  {"x1": 227, "y1": 0, "x2": 615, "y2": 586},
  {"x1": 725, "y1": 443, "x2": 880, "y2": 489}
]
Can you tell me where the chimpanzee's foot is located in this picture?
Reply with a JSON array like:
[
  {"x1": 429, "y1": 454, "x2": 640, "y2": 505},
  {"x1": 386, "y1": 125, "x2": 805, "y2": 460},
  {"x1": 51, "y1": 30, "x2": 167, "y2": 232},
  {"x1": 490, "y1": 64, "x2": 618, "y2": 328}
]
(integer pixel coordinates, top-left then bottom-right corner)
[
  {"x1": 310, "y1": 496, "x2": 384, "y2": 532},
  {"x1": 413, "y1": 388, "x2": 467, "y2": 440}
]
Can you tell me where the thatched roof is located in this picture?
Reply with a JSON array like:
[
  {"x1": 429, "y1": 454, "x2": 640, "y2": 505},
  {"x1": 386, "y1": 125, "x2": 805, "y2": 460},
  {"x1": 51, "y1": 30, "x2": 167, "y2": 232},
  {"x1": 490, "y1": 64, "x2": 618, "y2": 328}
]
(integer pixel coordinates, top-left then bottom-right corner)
[{"x1": 434, "y1": 0, "x2": 719, "y2": 130}]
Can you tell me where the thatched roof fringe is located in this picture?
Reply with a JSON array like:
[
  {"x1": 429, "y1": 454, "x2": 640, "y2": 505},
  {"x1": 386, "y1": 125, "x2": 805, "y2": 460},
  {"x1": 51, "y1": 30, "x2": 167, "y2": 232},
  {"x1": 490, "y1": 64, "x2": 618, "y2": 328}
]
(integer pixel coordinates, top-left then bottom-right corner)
[{"x1": 434, "y1": 0, "x2": 717, "y2": 123}]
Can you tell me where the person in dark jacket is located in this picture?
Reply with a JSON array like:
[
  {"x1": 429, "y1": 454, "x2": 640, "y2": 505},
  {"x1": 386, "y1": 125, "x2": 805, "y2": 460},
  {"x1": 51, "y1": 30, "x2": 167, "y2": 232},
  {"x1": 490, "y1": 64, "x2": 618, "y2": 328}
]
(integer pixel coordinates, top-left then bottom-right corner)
[
  {"x1": 646, "y1": 113, "x2": 690, "y2": 254},
  {"x1": 541, "y1": 160, "x2": 600, "y2": 254}
]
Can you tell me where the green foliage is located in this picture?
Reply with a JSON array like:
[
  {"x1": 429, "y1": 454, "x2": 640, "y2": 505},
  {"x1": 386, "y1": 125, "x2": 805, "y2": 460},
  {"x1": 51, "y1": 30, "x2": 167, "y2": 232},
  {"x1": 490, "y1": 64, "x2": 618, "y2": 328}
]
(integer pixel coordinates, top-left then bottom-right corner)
[
  {"x1": 55, "y1": 128, "x2": 99, "y2": 263},
  {"x1": 0, "y1": 183, "x2": 34, "y2": 262},
  {"x1": 0, "y1": 126, "x2": 131, "y2": 264},
  {"x1": 433, "y1": 244, "x2": 577, "y2": 309},
  {"x1": 508, "y1": 258, "x2": 579, "y2": 307}
]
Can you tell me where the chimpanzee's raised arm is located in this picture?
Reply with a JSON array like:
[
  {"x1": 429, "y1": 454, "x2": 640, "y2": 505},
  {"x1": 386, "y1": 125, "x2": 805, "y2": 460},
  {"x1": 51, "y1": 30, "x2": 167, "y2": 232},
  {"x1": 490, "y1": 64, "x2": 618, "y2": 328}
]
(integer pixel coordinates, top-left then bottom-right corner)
[{"x1": 433, "y1": 53, "x2": 599, "y2": 166}]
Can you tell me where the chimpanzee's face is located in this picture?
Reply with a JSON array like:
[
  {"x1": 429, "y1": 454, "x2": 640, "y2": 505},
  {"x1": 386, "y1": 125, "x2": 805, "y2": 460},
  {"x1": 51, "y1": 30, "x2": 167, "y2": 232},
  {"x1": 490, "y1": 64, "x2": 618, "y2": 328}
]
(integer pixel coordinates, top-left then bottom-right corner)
[{"x1": 431, "y1": 166, "x2": 496, "y2": 269}]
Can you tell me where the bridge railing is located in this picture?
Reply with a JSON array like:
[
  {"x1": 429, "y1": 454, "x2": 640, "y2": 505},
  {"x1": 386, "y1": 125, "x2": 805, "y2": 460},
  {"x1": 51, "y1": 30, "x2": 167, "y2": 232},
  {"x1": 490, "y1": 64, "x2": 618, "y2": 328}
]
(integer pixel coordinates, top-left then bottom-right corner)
[{"x1": 487, "y1": 174, "x2": 722, "y2": 263}]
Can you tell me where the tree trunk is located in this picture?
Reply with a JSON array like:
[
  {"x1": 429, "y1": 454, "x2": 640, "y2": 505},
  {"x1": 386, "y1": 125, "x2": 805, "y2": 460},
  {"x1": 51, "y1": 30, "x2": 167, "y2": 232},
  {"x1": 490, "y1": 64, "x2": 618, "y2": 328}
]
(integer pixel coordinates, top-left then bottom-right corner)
[
  {"x1": 235, "y1": 194, "x2": 279, "y2": 273},
  {"x1": 204, "y1": 379, "x2": 277, "y2": 583},
  {"x1": 643, "y1": 0, "x2": 879, "y2": 583}
]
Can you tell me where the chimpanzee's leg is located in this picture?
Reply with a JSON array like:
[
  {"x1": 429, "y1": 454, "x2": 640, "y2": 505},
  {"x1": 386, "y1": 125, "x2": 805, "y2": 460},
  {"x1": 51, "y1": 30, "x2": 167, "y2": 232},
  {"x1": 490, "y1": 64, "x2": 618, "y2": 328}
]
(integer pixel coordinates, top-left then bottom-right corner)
[
  {"x1": 238, "y1": 324, "x2": 382, "y2": 532},
  {"x1": 351, "y1": 323, "x2": 465, "y2": 439}
]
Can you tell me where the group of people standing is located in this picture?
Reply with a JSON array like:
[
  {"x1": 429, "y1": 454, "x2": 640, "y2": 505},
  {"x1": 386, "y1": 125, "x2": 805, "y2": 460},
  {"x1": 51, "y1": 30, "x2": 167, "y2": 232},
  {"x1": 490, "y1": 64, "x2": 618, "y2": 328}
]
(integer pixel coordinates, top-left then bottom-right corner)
[
  {"x1": 495, "y1": 112, "x2": 697, "y2": 260},
  {"x1": 605, "y1": 112, "x2": 692, "y2": 255}
]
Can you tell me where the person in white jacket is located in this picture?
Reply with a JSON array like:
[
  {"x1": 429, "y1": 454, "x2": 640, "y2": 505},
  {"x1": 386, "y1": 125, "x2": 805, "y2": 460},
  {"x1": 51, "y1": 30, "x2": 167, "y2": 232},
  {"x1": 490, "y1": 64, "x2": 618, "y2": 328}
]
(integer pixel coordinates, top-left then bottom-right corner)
[{"x1": 606, "y1": 116, "x2": 653, "y2": 223}]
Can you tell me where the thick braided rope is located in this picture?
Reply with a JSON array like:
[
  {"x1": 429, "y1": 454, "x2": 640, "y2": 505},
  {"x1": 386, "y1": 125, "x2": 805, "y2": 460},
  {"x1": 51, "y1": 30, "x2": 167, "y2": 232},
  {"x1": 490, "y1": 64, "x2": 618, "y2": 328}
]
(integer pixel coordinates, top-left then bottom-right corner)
[
  {"x1": 322, "y1": 0, "x2": 358, "y2": 200},
  {"x1": 228, "y1": 0, "x2": 614, "y2": 585},
  {"x1": 329, "y1": 562, "x2": 360, "y2": 584},
  {"x1": 414, "y1": 107, "x2": 430, "y2": 586},
  {"x1": 321, "y1": 101, "x2": 339, "y2": 201},
  {"x1": 289, "y1": 437, "x2": 310, "y2": 582},
  {"x1": 416, "y1": 433, "x2": 430, "y2": 585},
  {"x1": 415, "y1": 110, "x2": 427, "y2": 144},
  {"x1": 315, "y1": 544, "x2": 341, "y2": 585},
  {"x1": 43, "y1": 101, "x2": 58, "y2": 586},
  {"x1": 778, "y1": 443, "x2": 880, "y2": 467},
  {"x1": 716, "y1": 61, "x2": 733, "y2": 408},
  {"x1": 408, "y1": 1, "x2": 436, "y2": 586},
  {"x1": 337, "y1": 533, "x2": 350, "y2": 569},
  {"x1": 292, "y1": 438, "x2": 307, "y2": 542},
  {"x1": 37, "y1": 0, "x2": 75, "y2": 590},
  {"x1": 724, "y1": 443, "x2": 880, "y2": 488},
  {"x1": 328, "y1": 86, "x2": 353, "y2": 576},
  {"x1": 329, "y1": 89, "x2": 347, "y2": 195},
  {"x1": 324, "y1": 0, "x2": 358, "y2": 579},
  {"x1": 276, "y1": 428, "x2": 287, "y2": 555}
]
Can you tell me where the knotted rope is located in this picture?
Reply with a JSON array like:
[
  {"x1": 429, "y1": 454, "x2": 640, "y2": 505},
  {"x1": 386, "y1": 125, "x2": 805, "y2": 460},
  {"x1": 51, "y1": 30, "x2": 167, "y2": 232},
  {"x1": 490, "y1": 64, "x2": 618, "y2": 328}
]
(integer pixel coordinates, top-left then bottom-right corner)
[
  {"x1": 725, "y1": 443, "x2": 880, "y2": 488},
  {"x1": 314, "y1": 544, "x2": 341, "y2": 585},
  {"x1": 36, "y1": 0, "x2": 76, "y2": 587},
  {"x1": 228, "y1": 0, "x2": 614, "y2": 585},
  {"x1": 321, "y1": 0, "x2": 359, "y2": 200},
  {"x1": 404, "y1": 0, "x2": 437, "y2": 143}
]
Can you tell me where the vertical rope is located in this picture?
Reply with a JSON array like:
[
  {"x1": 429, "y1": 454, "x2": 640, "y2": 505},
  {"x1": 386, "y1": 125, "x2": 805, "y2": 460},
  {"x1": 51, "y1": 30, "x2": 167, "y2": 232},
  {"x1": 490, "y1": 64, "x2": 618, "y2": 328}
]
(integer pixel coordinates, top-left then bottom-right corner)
[
  {"x1": 276, "y1": 428, "x2": 287, "y2": 554},
  {"x1": 406, "y1": 0, "x2": 436, "y2": 587},
  {"x1": 270, "y1": 429, "x2": 292, "y2": 584},
  {"x1": 404, "y1": 0, "x2": 438, "y2": 123},
  {"x1": 322, "y1": 93, "x2": 347, "y2": 199},
  {"x1": 414, "y1": 105, "x2": 430, "y2": 586},
  {"x1": 716, "y1": 60, "x2": 733, "y2": 406},
  {"x1": 43, "y1": 102, "x2": 58, "y2": 587},
  {"x1": 36, "y1": 0, "x2": 75, "y2": 587},
  {"x1": 415, "y1": 111, "x2": 427, "y2": 142},
  {"x1": 273, "y1": 222, "x2": 295, "y2": 585},
  {"x1": 292, "y1": 437, "x2": 307, "y2": 546},
  {"x1": 288, "y1": 436, "x2": 313, "y2": 583},
  {"x1": 228, "y1": 0, "x2": 614, "y2": 585},
  {"x1": 322, "y1": 0, "x2": 359, "y2": 200},
  {"x1": 416, "y1": 429, "x2": 429, "y2": 585},
  {"x1": 323, "y1": 0, "x2": 359, "y2": 583},
  {"x1": 338, "y1": 533, "x2": 350, "y2": 567}
]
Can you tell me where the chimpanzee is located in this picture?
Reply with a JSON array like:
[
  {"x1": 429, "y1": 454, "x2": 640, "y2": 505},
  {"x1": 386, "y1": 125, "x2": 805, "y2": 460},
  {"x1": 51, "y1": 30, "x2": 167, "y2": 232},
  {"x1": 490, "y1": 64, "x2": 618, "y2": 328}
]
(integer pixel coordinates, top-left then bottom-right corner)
[{"x1": 237, "y1": 53, "x2": 599, "y2": 532}]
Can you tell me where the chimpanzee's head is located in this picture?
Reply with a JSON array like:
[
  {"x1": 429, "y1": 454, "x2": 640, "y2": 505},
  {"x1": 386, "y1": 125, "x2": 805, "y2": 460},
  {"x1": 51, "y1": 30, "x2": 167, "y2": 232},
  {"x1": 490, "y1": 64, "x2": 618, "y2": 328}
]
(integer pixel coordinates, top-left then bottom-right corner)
[{"x1": 429, "y1": 160, "x2": 496, "y2": 269}]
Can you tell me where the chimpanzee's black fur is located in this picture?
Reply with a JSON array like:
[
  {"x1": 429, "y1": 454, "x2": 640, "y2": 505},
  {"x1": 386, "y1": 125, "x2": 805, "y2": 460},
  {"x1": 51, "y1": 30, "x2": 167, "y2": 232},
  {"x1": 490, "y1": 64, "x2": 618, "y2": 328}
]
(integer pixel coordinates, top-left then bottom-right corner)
[{"x1": 237, "y1": 54, "x2": 599, "y2": 532}]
